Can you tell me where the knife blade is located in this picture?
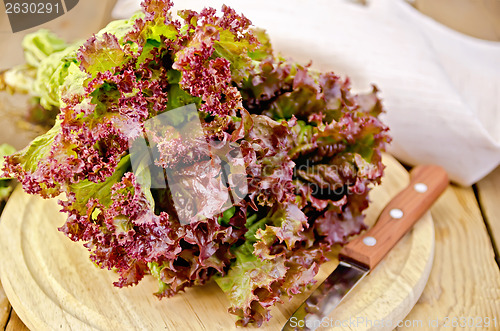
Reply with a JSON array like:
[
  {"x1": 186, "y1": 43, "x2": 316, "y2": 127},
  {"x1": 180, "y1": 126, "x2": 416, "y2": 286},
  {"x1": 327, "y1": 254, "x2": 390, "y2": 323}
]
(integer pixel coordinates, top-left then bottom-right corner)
[{"x1": 283, "y1": 164, "x2": 449, "y2": 331}]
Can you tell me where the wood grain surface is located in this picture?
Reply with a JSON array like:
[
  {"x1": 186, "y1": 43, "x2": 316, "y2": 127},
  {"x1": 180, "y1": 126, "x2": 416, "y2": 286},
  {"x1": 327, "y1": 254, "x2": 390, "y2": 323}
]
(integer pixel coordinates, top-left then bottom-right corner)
[
  {"x1": 5, "y1": 310, "x2": 29, "y2": 331},
  {"x1": 477, "y1": 167, "x2": 500, "y2": 262},
  {"x1": 401, "y1": 184, "x2": 500, "y2": 330},
  {"x1": 414, "y1": 0, "x2": 500, "y2": 41},
  {"x1": 0, "y1": 280, "x2": 10, "y2": 328},
  {"x1": 0, "y1": 155, "x2": 434, "y2": 331}
]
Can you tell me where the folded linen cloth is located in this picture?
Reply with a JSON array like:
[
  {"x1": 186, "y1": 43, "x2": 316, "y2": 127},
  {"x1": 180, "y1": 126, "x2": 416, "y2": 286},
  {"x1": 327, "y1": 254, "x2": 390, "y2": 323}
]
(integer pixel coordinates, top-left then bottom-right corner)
[{"x1": 112, "y1": 0, "x2": 500, "y2": 186}]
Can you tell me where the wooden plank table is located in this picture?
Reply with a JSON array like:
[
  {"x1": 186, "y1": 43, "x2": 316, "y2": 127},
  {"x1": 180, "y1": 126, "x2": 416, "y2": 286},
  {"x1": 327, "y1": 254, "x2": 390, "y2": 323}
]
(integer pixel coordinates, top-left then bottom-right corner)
[{"x1": 0, "y1": 1, "x2": 499, "y2": 330}]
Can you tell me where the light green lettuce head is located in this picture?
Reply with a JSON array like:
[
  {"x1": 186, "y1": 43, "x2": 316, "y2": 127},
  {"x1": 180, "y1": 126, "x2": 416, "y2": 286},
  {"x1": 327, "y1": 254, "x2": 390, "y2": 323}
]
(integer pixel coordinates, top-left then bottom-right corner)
[
  {"x1": 32, "y1": 43, "x2": 83, "y2": 109},
  {"x1": 3, "y1": 12, "x2": 145, "y2": 110},
  {"x1": 22, "y1": 29, "x2": 68, "y2": 67}
]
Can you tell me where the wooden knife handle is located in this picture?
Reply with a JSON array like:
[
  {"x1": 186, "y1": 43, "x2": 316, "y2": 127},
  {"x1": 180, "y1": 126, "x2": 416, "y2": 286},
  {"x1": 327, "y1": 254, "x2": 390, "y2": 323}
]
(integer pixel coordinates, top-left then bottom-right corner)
[{"x1": 339, "y1": 165, "x2": 449, "y2": 270}]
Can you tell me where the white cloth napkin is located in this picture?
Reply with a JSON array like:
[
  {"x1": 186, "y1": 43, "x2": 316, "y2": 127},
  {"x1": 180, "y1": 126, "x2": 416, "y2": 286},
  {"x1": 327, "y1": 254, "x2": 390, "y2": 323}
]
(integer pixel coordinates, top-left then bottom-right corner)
[{"x1": 112, "y1": 0, "x2": 500, "y2": 186}]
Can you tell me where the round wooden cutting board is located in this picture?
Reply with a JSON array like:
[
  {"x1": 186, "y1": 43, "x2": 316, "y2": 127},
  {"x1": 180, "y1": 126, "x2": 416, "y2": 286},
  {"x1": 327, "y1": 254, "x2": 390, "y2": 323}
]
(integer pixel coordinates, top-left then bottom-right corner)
[{"x1": 0, "y1": 155, "x2": 434, "y2": 331}]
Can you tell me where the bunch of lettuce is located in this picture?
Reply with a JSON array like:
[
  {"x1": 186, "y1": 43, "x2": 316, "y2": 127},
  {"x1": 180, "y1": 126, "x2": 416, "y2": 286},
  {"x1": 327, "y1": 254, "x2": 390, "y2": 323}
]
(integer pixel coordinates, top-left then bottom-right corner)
[{"x1": 2, "y1": 0, "x2": 390, "y2": 327}]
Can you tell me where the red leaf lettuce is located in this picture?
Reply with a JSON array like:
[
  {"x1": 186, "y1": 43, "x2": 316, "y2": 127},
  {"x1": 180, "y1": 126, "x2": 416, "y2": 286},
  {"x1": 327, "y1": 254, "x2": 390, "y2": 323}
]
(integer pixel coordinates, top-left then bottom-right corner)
[{"x1": 2, "y1": 0, "x2": 390, "y2": 327}]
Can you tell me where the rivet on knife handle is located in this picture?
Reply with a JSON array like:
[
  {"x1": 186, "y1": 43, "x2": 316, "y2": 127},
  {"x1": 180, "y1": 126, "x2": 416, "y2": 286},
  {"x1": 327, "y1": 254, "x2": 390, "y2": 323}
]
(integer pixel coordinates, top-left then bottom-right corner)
[{"x1": 339, "y1": 164, "x2": 449, "y2": 270}]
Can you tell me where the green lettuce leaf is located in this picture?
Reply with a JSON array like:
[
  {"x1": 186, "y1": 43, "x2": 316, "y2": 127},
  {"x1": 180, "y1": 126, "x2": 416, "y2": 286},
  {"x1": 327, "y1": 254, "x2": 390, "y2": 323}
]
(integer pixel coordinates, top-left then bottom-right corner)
[
  {"x1": 33, "y1": 43, "x2": 82, "y2": 109},
  {"x1": 0, "y1": 144, "x2": 16, "y2": 201},
  {"x1": 68, "y1": 154, "x2": 131, "y2": 214},
  {"x1": 22, "y1": 29, "x2": 68, "y2": 67},
  {"x1": 0, "y1": 144, "x2": 16, "y2": 173},
  {"x1": 78, "y1": 33, "x2": 130, "y2": 79},
  {"x1": 6, "y1": 121, "x2": 61, "y2": 174},
  {"x1": 215, "y1": 242, "x2": 287, "y2": 327}
]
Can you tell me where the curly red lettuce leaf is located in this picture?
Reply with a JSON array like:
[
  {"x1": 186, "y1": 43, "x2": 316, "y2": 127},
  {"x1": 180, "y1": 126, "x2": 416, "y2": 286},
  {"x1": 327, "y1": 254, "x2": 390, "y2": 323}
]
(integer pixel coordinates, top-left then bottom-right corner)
[
  {"x1": 241, "y1": 114, "x2": 297, "y2": 210},
  {"x1": 78, "y1": 33, "x2": 131, "y2": 79},
  {"x1": 172, "y1": 5, "x2": 258, "y2": 116}
]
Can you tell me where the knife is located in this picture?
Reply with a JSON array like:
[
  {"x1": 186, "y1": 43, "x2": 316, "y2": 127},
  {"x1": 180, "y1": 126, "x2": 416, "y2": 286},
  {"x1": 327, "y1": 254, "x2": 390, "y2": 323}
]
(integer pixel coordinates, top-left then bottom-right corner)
[{"x1": 283, "y1": 165, "x2": 449, "y2": 331}]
